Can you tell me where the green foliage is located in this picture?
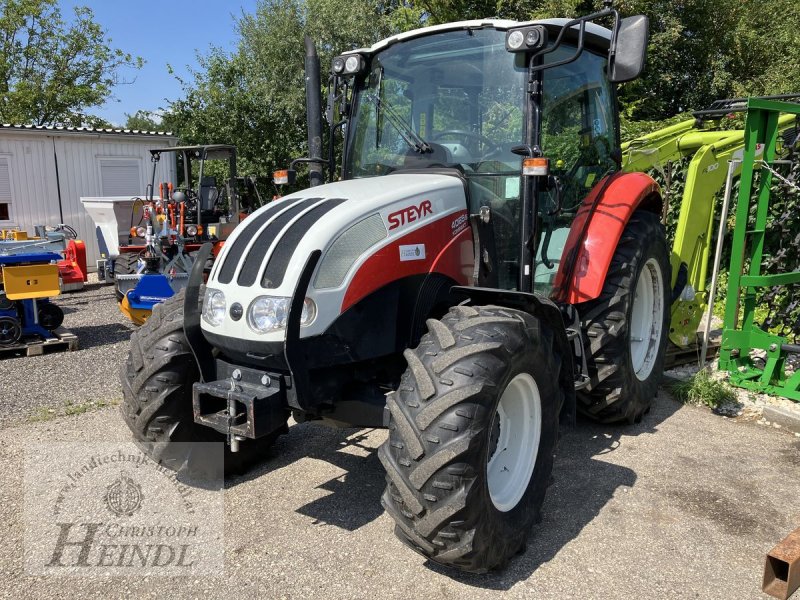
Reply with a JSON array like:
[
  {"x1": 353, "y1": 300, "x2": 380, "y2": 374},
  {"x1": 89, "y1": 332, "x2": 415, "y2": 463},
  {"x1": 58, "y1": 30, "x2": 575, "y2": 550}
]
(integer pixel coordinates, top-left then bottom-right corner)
[
  {"x1": 124, "y1": 110, "x2": 163, "y2": 132},
  {"x1": 154, "y1": 0, "x2": 800, "y2": 196},
  {"x1": 0, "y1": 0, "x2": 143, "y2": 126},
  {"x1": 670, "y1": 369, "x2": 737, "y2": 408},
  {"x1": 165, "y1": 0, "x2": 394, "y2": 189}
]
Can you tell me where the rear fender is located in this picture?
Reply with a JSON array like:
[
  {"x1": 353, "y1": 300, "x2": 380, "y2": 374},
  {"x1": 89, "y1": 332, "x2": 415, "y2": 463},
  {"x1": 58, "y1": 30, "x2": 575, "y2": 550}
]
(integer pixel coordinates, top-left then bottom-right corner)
[
  {"x1": 450, "y1": 286, "x2": 576, "y2": 426},
  {"x1": 552, "y1": 172, "x2": 661, "y2": 305}
]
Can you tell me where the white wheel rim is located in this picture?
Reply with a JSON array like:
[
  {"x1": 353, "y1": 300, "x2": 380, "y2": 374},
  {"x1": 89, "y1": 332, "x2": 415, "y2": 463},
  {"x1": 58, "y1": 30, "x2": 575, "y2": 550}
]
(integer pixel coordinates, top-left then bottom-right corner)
[
  {"x1": 630, "y1": 257, "x2": 665, "y2": 381},
  {"x1": 486, "y1": 373, "x2": 542, "y2": 512}
]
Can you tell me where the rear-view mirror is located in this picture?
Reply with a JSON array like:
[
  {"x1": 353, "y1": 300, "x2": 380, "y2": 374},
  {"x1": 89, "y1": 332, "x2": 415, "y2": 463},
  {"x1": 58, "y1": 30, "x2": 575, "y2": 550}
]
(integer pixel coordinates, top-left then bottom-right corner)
[{"x1": 609, "y1": 15, "x2": 649, "y2": 83}]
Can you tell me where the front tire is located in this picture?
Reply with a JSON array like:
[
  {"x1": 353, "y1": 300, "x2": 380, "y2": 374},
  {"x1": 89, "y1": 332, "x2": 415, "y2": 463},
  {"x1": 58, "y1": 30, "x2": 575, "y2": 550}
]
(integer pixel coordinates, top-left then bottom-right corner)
[
  {"x1": 577, "y1": 210, "x2": 670, "y2": 423},
  {"x1": 120, "y1": 289, "x2": 288, "y2": 475},
  {"x1": 380, "y1": 305, "x2": 564, "y2": 573}
]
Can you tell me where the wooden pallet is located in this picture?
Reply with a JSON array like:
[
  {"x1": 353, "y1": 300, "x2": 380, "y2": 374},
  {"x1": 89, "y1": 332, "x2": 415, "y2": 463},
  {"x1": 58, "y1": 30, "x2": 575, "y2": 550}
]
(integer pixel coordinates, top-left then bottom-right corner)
[
  {"x1": 0, "y1": 327, "x2": 78, "y2": 358},
  {"x1": 664, "y1": 337, "x2": 721, "y2": 369}
]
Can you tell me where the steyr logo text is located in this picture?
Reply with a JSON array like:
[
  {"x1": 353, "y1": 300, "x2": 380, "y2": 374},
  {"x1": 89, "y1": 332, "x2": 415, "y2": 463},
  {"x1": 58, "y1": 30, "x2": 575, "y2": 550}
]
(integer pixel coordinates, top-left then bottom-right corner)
[{"x1": 388, "y1": 200, "x2": 433, "y2": 230}]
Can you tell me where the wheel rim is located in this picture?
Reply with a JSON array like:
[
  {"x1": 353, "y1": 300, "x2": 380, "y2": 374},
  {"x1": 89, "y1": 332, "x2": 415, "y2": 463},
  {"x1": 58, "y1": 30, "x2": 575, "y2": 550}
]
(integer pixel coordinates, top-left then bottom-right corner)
[
  {"x1": 0, "y1": 317, "x2": 21, "y2": 345},
  {"x1": 486, "y1": 373, "x2": 542, "y2": 512},
  {"x1": 630, "y1": 257, "x2": 665, "y2": 381}
]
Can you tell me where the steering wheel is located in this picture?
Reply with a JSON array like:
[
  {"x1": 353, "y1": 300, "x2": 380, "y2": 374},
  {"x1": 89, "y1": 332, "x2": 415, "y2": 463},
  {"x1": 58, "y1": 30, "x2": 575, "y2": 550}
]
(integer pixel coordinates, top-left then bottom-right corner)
[{"x1": 432, "y1": 130, "x2": 503, "y2": 156}]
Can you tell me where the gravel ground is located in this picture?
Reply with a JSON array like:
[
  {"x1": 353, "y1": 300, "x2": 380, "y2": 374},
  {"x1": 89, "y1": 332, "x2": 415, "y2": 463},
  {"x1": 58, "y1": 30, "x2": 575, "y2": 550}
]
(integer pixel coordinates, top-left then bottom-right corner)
[
  {"x1": 1, "y1": 281, "x2": 800, "y2": 597},
  {"x1": 1, "y1": 393, "x2": 798, "y2": 599},
  {"x1": 0, "y1": 275, "x2": 135, "y2": 425}
]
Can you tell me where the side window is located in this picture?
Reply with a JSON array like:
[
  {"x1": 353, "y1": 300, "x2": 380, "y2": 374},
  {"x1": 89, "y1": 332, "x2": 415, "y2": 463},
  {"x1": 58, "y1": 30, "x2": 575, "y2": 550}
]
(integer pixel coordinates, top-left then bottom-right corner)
[{"x1": 542, "y1": 50, "x2": 616, "y2": 210}]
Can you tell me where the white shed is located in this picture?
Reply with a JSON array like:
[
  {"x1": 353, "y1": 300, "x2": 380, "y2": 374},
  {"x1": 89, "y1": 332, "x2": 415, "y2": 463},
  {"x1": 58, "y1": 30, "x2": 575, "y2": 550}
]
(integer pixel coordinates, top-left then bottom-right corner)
[{"x1": 0, "y1": 124, "x2": 177, "y2": 268}]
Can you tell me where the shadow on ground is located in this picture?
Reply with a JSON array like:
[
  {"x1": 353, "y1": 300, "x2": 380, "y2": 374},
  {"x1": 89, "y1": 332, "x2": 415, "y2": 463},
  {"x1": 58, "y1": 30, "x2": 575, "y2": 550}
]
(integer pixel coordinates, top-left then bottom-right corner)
[
  {"x1": 223, "y1": 392, "x2": 683, "y2": 587},
  {"x1": 228, "y1": 426, "x2": 386, "y2": 531},
  {"x1": 68, "y1": 323, "x2": 134, "y2": 349},
  {"x1": 427, "y1": 394, "x2": 682, "y2": 589}
]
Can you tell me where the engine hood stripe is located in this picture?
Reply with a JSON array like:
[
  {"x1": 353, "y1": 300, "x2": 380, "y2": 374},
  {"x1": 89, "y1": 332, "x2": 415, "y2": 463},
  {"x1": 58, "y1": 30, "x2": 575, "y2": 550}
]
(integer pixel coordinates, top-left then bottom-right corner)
[
  {"x1": 261, "y1": 197, "x2": 348, "y2": 289},
  {"x1": 217, "y1": 197, "x2": 311, "y2": 284},
  {"x1": 237, "y1": 197, "x2": 323, "y2": 286}
]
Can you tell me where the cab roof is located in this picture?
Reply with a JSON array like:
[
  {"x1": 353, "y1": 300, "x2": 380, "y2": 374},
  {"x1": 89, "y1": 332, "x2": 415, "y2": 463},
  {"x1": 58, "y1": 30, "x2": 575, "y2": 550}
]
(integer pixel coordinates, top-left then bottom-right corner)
[{"x1": 344, "y1": 18, "x2": 612, "y2": 57}]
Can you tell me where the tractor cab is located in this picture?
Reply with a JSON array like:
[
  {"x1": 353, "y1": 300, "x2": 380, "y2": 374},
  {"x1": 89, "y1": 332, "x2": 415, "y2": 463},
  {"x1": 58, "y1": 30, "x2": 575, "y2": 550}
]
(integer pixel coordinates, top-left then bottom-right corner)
[{"x1": 329, "y1": 13, "x2": 646, "y2": 295}]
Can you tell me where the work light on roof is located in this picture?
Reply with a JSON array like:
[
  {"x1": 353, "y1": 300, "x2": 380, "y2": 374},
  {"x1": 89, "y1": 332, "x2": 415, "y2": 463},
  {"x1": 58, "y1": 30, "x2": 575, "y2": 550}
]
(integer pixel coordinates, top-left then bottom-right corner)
[
  {"x1": 505, "y1": 25, "x2": 548, "y2": 53},
  {"x1": 332, "y1": 54, "x2": 365, "y2": 77}
]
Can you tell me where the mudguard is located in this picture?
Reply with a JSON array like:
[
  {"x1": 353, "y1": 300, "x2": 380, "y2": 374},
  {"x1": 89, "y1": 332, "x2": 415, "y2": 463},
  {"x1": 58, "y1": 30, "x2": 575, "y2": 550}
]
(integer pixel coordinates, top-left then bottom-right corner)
[{"x1": 552, "y1": 171, "x2": 661, "y2": 305}]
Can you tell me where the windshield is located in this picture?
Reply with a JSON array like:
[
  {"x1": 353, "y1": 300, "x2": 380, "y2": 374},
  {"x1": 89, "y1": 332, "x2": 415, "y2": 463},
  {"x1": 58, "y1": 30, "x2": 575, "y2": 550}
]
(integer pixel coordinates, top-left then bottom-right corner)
[{"x1": 345, "y1": 28, "x2": 527, "y2": 179}]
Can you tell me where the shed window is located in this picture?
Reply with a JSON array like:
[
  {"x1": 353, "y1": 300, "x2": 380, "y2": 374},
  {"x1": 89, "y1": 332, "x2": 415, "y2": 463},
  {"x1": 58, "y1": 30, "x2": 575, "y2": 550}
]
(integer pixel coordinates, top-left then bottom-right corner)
[
  {"x1": 100, "y1": 159, "x2": 141, "y2": 196},
  {"x1": 0, "y1": 157, "x2": 11, "y2": 221}
]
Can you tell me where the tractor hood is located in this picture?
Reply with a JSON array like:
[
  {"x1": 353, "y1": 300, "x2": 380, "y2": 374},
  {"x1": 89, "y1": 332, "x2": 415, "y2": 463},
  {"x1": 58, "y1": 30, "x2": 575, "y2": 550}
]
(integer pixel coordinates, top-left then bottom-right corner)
[{"x1": 202, "y1": 173, "x2": 472, "y2": 343}]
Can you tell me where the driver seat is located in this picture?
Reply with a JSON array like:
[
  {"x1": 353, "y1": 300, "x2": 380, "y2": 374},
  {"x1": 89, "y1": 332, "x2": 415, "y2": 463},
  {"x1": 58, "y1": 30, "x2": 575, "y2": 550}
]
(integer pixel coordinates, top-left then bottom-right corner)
[{"x1": 199, "y1": 176, "x2": 219, "y2": 212}]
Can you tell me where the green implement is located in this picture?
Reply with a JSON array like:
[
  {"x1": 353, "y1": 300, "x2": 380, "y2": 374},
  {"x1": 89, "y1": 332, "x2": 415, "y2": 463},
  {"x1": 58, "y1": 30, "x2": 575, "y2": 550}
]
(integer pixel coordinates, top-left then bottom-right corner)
[{"x1": 718, "y1": 98, "x2": 800, "y2": 402}]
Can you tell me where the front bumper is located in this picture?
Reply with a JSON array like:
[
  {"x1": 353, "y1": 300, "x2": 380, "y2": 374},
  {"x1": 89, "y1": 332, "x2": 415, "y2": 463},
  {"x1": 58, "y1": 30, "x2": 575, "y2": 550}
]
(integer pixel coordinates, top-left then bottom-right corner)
[{"x1": 193, "y1": 359, "x2": 289, "y2": 439}]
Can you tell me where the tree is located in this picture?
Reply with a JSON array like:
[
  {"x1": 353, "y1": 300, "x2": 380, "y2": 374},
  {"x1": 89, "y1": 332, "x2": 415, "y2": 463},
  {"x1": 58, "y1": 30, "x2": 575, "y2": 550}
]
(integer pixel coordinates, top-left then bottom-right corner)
[
  {"x1": 163, "y1": 0, "x2": 800, "y2": 184},
  {"x1": 166, "y1": 0, "x2": 395, "y2": 183},
  {"x1": 0, "y1": 0, "x2": 143, "y2": 126},
  {"x1": 125, "y1": 110, "x2": 164, "y2": 132}
]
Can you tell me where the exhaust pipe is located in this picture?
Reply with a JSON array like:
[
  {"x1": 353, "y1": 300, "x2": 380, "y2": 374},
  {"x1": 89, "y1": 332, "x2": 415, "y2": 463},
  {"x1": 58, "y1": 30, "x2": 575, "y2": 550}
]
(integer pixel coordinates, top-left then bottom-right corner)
[
  {"x1": 304, "y1": 36, "x2": 324, "y2": 188},
  {"x1": 763, "y1": 526, "x2": 800, "y2": 599}
]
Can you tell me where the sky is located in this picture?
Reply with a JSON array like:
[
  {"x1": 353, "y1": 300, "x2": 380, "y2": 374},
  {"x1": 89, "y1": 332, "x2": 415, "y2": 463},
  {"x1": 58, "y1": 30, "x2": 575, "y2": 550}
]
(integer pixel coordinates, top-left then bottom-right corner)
[{"x1": 59, "y1": 0, "x2": 259, "y2": 127}]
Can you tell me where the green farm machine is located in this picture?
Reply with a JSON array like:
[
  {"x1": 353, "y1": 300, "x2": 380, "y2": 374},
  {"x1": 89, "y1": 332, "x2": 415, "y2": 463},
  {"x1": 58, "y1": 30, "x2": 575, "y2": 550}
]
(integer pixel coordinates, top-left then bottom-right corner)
[{"x1": 622, "y1": 95, "x2": 800, "y2": 398}]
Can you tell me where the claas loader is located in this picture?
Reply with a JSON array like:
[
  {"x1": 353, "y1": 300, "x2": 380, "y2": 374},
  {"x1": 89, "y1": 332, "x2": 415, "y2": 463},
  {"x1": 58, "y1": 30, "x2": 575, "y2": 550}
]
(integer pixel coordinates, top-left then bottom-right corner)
[{"x1": 122, "y1": 4, "x2": 667, "y2": 572}]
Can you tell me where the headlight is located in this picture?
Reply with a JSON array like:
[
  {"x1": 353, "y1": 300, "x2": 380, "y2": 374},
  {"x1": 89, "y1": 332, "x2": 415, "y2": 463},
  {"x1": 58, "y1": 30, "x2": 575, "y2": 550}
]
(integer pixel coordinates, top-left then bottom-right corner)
[
  {"x1": 248, "y1": 297, "x2": 289, "y2": 333},
  {"x1": 247, "y1": 296, "x2": 317, "y2": 334},
  {"x1": 185, "y1": 224, "x2": 198, "y2": 237},
  {"x1": 344, "y1": 55, "x2": 360, "y2": 73},
  {"x1": 507, "y1": 30, "x2": 524, "y2": 50},
  {"x1": 202, "y1": 289, "x2": 226, "y2": 326}
]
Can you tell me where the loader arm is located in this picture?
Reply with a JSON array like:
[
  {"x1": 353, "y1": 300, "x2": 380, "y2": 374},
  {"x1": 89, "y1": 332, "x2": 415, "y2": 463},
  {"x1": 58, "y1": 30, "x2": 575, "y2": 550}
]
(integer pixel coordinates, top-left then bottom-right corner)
[{"x1": 621, "y1": 113, "x2": 798, "y2": 347}]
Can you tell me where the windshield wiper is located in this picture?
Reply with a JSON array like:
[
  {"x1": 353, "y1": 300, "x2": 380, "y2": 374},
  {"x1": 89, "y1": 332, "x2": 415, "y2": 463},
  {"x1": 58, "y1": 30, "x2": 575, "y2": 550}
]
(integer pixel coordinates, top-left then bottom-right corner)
[{"x1": 364, "y1": 92, "x2": 432, "y2": 154}]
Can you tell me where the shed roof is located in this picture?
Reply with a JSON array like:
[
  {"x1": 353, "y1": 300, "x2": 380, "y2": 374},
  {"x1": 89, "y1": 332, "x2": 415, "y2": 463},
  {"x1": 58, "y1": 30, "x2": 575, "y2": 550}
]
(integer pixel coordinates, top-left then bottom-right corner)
[{"x1": 0, "y1": 123, "x2": 175, "y2": 138}]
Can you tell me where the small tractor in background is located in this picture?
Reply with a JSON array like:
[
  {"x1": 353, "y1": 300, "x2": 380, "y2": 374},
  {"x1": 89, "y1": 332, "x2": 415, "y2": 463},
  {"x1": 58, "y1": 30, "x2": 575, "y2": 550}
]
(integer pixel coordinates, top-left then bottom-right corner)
[
  {"x1": 0, "y1": 225, "x2": 85, "y2": 346},
  {"x1": 84, "y1": 145, "x2": 248, "y2": 325},
  {"x1": 122, "y1": 5, "x2": 663, "y2": 573}
]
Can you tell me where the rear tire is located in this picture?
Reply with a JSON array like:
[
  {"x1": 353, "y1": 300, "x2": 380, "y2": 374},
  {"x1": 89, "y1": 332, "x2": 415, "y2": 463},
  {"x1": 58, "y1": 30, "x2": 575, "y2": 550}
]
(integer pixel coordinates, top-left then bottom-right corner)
[
  {"x1": 380, "y1": 305, "x2": 564, "y2": 573},
  {"x1": 120, "y1": 288, "x2": 288, "y2": 475},
  {"x1": 576, "y1": 211, "x2": 670, "y2": 423}
]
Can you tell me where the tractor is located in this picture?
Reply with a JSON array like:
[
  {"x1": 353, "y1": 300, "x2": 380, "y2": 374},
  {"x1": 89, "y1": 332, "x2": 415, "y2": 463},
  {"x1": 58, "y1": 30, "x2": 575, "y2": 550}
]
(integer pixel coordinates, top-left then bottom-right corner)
[
  {"x1": 111, "y1": 144, "x2": 249, "y2": 324},
  {"x1": 122, "y1": 4, "x2": 666, "y2": 573}
]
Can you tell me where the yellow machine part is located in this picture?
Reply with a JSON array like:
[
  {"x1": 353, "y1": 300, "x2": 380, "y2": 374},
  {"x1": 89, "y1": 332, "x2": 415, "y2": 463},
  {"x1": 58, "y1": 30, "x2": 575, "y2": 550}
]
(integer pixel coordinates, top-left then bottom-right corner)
[
  {"x1": 2, "y1": 264, "x2": 60, "y2": 299},
  {"x1": 1, "y1": 229, "x2": 35, "y2": 241},
  {"x1": 119, "y1": 294, "x2": 151, "y2": 326}
]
